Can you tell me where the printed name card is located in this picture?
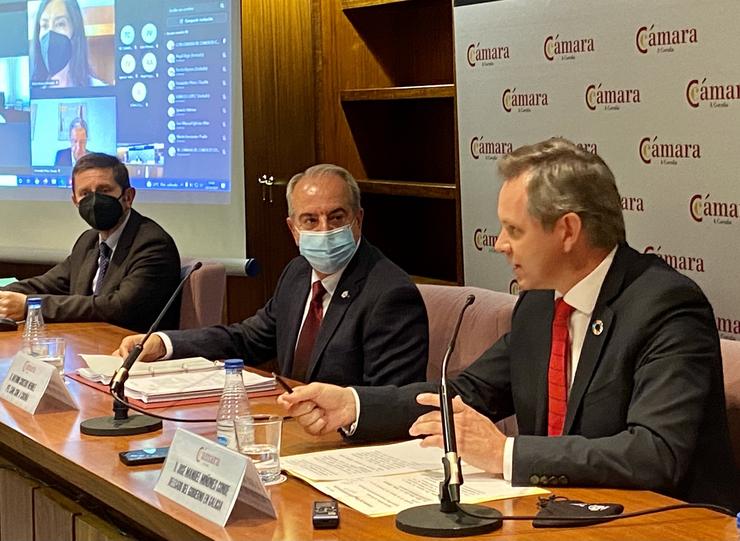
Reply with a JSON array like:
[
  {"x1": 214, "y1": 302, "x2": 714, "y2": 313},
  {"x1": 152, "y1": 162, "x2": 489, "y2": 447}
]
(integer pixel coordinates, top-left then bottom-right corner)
[
  {"x1": 155, "y1": 428, "x2": 276, "y2": 527},
  {"x1": 0, "y1": 352, "x2": 77, "y2": 414}
]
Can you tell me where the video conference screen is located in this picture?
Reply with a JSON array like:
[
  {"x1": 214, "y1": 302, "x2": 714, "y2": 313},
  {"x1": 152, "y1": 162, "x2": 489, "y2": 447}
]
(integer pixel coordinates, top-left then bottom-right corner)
[{"x1": 0, "y1": 0, "x2": 237, "y2": 204}]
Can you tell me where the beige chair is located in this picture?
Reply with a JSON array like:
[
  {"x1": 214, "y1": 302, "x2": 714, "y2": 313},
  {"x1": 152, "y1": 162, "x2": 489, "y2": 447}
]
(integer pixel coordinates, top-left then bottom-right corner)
[
  {"x1": 721, "y1": 338, "x2": 740, "y2": 469},
  {"x1": 418, "y1": 284, "x2": 518, "y2": 435},
  {"x1": 179, "y1": 259, "x2": 227, "y2": 330},
  {"x1": 418, "y1": 284, "x2": 517, "y2": 381}
]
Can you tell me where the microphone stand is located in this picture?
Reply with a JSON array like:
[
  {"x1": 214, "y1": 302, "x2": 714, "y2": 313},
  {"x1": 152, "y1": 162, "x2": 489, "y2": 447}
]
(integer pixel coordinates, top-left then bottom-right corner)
[
  {"x1": 80, "y1": 262, "x2": 203, "y2": 436},
  {"x1": 396, "y1": 294, "x2": 503, "y2": 537}
]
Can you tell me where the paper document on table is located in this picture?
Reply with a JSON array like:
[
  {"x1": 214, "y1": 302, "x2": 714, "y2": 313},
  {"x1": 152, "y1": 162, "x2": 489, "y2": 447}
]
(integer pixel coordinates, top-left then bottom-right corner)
[
  {"x1": 312, "y1": 470, "x2": 548, "y2": 517},
  {"x1": 77, "y1": 355, "x2": 217, "y2": 384},
  {"x1": 0, "y1": 277, "x2": 18, "y2": 287},
  {"x1": 281, "y1": 440, "x2": 547, "y2": 517},
  {"x1": 76, "y1": 354, "x2": 276, "y2": 402},
  {"x1": 280, "y1": 439, "x2": 443, "y2": 481}
]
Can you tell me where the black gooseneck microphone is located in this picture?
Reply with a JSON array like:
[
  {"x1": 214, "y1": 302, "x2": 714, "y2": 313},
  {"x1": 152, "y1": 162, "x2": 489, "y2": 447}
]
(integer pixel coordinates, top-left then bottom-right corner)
[
  {"x1": 80, "y1": 261, "x2": 203, "y2": 436},
  {"x1": 396, "y1": 293, "x2": 504, "y2": 537}
]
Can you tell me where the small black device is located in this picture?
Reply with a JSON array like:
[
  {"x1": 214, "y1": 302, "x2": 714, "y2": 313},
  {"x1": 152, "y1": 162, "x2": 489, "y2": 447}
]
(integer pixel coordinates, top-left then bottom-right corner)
[
  {"x1": 0, "y1": 317, "x2": 18, "y2": 332},
  {"x1": 312, "y1": 500, "x2": 340, "y2": 529},
  {"x1": 119, "y1": 446, "x2": 169, "y2": 466}
]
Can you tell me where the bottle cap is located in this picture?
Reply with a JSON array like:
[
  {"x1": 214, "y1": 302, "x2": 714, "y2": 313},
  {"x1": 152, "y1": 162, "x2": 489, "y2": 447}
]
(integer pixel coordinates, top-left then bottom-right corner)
[
  {"x1": 224, "y1": 359, "x2": 245, "y2": 369},
  {"x1": 27, "y1": 296, "x2": 42, "y2": 307},
  {"x1": 736, "y1": 511, "x2": 739, "y2": 528}
]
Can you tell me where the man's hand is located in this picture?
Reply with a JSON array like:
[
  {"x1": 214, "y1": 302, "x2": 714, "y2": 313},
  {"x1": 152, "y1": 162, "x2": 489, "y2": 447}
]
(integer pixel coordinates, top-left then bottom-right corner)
[
  {"x1": 0, "y1": 291, "x2": 27, "y2": 321},
  {"x1": 409, "y1": 393, "x2": 506, "y2": 474},
  {"x1": 114, "y1": 334, "x2": 166, "y2": 361},
  {"x1": 278, "y1": 383, "x2": 356, "y2": 436}
]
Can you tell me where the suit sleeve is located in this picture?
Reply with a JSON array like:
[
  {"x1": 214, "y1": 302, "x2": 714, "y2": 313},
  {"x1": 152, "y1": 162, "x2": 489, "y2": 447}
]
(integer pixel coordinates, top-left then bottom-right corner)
[
  {"x1": 165, "y1": 263, "x2": 289, "y2": 363},
  {"x1": 2, "y1": 257, "x2": 73, "y2": 298},
  {"x1": 360, "y1": 282, "x2": 428, "y2": 386},
  {"x1": 14, "y1": 228, "x2": 180, "y2": 332},
  {"x1": 511, "y1": 281, "x2": 717, "y2": 493}
]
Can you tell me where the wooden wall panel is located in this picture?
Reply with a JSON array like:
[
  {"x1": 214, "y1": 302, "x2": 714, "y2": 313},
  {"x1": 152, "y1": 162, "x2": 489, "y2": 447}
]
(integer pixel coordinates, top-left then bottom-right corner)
[
  {"x1": 34, "y1": 487, "x2": 84, "y2": 541},
  {"x1": 0, "y1": 465, "x2": 38, "y2": 541}
]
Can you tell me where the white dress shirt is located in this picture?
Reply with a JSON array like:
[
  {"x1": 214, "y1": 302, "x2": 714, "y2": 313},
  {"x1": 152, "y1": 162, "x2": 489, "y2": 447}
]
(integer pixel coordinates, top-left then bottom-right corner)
[{"x1": 502, "y1": 247, "x2": 617, "y2": 480}]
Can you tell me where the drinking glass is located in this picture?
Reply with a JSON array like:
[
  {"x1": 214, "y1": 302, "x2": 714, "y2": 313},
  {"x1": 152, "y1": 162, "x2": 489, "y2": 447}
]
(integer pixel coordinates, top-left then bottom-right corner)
[{"x1": 234, "y1": 415, "x2": 284, "y2": 484}]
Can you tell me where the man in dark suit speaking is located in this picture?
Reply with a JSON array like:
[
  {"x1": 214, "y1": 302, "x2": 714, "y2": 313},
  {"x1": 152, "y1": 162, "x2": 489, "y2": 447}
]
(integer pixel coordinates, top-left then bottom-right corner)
[
  {"x1": 281, "y1": 139, "x2": 739, "y2": 511},
  {"x1": 117, "y1": 164, "x2": 429, "y2": 387},
  {"x1": 0, "y1": 153, "x2": 181, "y2": 332}
]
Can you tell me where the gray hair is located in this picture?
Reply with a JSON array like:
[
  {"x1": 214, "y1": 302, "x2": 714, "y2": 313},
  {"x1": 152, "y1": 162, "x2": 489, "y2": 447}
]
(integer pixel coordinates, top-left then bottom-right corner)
[
  {"x1": 286, "y1": 164, "x2": 361, "y2": 217},
  {"x1": 497, "y1": 137, "x2": 625, "y2": 249}
]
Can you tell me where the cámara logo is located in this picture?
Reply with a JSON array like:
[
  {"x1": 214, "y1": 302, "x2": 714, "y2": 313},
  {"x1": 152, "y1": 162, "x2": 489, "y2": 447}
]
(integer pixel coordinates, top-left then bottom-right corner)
[
  {"x1": 635, "y1": 24, "x2": 697, "y2": 54},
  {"x1": 639, "y1": 137, "x2": 701, "y2": 165},
  {"x1": 196, "y1": 447, "x2": 221, "y2": 466},
  {"x1": 470, "y1": 137, "x2": 513, "y2": 160},
  {"x1": 716, "y1": 315, "x2": 740, "y2": 336},
  {"x1": 585, "y1": 83, "x2": 641, "y2": 111},
  {"x1": 621, "y1": 196, "x2": 645, "y2": 212},
  {"x1": 689, "y1": 193, "x2": 738, "y2": 224},
  {"x1": 686, "y1": 78, "x2": 740, "y2": 108},
  {"x1": 502, "y1": 88, "x2": 549, "y2": 113},
  {"x1": 467, "y1": 42, "x2": 510, "y2": 67},
  {"x1": 509, "y1": 279, "x2": 520, "y2": 295},
  {"x1": 544, "y1": 34, "x2": 594, "y2": 61},
  {"x1": 473, "y1": 228, "x2": 497, "y2": 252},
  {"x1": 643, "y1": 245, "x2": 705, "y2": 272}
]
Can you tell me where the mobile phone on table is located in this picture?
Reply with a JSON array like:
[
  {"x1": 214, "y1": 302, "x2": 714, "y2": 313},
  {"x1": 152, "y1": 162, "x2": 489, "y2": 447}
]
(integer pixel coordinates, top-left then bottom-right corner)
[{"x1": 119, "y1": 446, "x2": 169, "y2": 466}]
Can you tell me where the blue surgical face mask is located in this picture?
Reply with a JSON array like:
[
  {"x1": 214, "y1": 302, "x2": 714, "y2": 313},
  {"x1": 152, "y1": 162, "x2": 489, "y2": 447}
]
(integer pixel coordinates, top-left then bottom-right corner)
[{"x1": 299, "y1": 222, "x2": 358, "y2": 275}]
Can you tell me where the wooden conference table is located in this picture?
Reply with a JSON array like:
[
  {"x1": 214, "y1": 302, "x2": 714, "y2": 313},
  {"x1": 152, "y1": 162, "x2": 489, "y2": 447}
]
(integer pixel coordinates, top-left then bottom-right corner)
[{"x1": 0, "y1": 323, "x2": 736, "y2": 540}]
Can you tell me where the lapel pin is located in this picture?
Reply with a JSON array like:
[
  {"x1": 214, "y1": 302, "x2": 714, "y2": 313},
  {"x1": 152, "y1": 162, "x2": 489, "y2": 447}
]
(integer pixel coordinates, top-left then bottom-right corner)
[
  {"x1": 341, "y1": 290, "x2": 350, "y2": 299},
  {"x1": 591, "y1": 320, "x2": 604, "y2": 336}
]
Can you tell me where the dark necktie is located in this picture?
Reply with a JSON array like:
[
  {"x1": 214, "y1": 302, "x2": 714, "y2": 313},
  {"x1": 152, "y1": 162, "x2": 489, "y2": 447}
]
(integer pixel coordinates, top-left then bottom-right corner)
[
  {"x1": 94, "y1": 242, "x2": 111, "y2": 295},
  {"x1": 291, "y1": 280, "x2": 327, "y2": 382},
  {"x1": 547, "y1": 298, "x2": 575, "y2": 436}
]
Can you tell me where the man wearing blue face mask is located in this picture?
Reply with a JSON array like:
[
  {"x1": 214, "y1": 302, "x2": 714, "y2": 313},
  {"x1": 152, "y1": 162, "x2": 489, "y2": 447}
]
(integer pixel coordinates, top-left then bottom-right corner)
[
  {"x1": 116, "y1": 164, "x2": 430, "y2": 387},
  {"x1": 0, "y1": 153, "x2": 180, "y2": 332}
]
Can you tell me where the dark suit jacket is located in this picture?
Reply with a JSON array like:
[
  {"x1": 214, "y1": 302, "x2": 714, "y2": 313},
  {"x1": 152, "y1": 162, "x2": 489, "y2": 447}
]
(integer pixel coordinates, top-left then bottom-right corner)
[
  {"x1": 54, "y1": 148, "x2": 73, "y2": 166},
  {"x1": 2, "y1": 209, "x2": 181, "y2": 332},
  {"x1": 166, "y1": 239, "x2": 429, "y2": 387},
  {"x1": 354, "y1": 244, "x2": 739, "y2": 511}
]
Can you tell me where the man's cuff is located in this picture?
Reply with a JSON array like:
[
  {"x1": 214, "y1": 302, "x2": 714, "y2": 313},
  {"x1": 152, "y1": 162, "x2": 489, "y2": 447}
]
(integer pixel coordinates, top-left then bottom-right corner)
[
  {"x1": 339, "y1": 387, "x2": 361, "y2": 437},
  {"x1": 503, "y1": 437, "x2": 514, "y2": 482},
  {"x1": 154, "y1": 331, "x2": 174, "y2": 360}
]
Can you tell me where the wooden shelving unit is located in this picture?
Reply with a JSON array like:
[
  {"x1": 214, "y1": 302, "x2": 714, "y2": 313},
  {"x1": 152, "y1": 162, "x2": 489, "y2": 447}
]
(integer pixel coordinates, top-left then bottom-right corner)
[{"x1": 315, "y1": 0, "x2": 461, "y2": 284}]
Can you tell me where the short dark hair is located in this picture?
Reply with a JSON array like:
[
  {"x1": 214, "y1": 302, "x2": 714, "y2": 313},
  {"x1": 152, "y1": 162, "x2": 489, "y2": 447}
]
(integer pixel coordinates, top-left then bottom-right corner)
[
  {"x1": 69, "y1": 117, "x2": 88, "y2": 136},
  {"x1": 71, "y1": 153, "x2": 130, "y2": 192}
]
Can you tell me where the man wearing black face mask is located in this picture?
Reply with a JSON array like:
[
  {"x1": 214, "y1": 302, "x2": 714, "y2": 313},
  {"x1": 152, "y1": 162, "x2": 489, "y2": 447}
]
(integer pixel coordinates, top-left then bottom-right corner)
[
  {"x1": 115, "y1": 164, "x2": 429, "y2": 388},
  {"x1": 0, "y1": 153, "x2": 180, "y2": 332}
]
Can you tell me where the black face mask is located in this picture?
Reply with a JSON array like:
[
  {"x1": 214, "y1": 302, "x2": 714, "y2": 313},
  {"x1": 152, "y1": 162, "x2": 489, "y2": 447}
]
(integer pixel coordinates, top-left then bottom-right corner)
[
  {"x1": 78, "y1": 192, "x2": 124, "y2": 231},
  {"x1": 40, "y1": 30, "x2": 72, "y2": 76}
]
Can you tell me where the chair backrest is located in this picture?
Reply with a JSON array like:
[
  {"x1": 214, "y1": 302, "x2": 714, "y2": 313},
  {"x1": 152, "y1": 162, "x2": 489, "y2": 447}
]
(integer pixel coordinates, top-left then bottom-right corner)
[
  {"x1": 721, "y1": 339, "x2": 740, "y2": 468},
  {"x1": 418, "y1": 284, "x2": 517, "y2": 382},
  {"x1": 179, "y1": 259, "x2": 227, "y2": 330}
]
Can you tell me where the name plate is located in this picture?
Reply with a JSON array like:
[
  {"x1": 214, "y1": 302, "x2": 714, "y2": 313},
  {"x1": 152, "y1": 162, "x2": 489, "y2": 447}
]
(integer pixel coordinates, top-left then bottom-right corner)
[
  {"x1": 155, "y1": 428, "x2": 276, "y2": 527},
  {"x1": 0, "y1": 352, "x2": 77, "y2": 414}
]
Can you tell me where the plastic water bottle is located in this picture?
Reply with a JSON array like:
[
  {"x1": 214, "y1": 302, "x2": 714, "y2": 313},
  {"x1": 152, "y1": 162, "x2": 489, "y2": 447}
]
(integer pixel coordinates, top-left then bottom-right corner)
[
  {"x1": 216, "y1": 359, "x2": 253, "y2": 450},
  {"x1": 22, "y1": 296, "x2": 46, "y2": 348}
]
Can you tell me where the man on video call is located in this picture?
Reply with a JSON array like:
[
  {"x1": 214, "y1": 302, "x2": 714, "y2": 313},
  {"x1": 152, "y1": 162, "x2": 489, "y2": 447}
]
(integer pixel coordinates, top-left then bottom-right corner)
[
  {"x1": 116, "y1": 163, "x2": 429, "y2": 387},
  {"x1": 0, "y1": 153, "x2": 181, "y2": 332},
  {"x1": 54, "y1": 117, "x2": 90, "y2": 166},
  {"x1": 280, "y1": 139, "x2": 739, "y2": 512}
]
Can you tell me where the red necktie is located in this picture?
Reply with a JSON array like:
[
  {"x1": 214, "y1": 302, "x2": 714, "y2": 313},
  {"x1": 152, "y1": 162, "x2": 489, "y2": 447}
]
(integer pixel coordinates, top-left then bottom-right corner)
[
  {"x1": 547, "y1": 298, "x2": 575, "y2": 436},
  {"x1": 291, "y1": 280, "x2": 327, "y2": 381}
]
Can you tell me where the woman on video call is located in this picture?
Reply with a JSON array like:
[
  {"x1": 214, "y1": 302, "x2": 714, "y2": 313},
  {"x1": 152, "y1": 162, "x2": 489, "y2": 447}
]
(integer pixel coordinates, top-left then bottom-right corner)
[{"x1": 31, "y1": 0, "x2": 106, "y2": 88}]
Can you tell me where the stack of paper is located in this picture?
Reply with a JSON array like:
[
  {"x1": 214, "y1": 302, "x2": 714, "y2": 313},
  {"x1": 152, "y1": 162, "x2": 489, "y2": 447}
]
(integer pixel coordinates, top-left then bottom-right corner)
[
  {"x1": 281, "y1": 440, "x2": 548, "y2": 517},
  {"x1": 77, "y1": 355, "x2": 276, "y2": 403}
]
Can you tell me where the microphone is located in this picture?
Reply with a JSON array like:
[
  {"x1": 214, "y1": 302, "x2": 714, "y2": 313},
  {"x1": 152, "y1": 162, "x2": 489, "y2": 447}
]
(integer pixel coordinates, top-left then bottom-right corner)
[
  {"x1": 396, "y1": 293, "x2": 503, "y2": 536},
  {"x1": 80, "y1": 261, "x2": 203, "y2": 437},
  {"x1": 439, "y1": 293, "x2": 475, "y2": 508}
]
